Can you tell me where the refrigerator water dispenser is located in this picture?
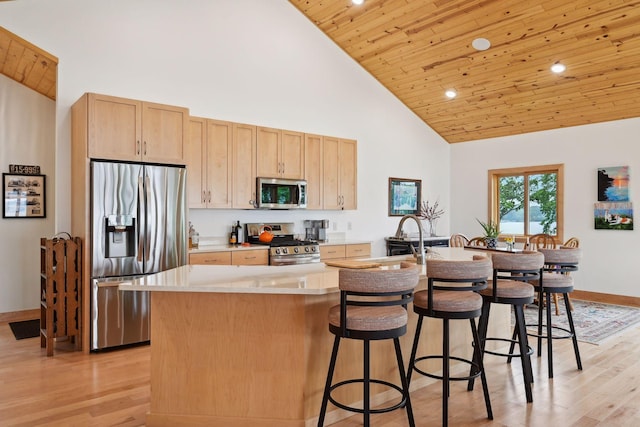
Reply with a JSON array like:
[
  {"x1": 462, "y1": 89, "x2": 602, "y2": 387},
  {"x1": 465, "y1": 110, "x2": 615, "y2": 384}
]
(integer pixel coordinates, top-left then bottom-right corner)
[{"x1": 105, "y1": 215, "x2": 135, "y2": 258}]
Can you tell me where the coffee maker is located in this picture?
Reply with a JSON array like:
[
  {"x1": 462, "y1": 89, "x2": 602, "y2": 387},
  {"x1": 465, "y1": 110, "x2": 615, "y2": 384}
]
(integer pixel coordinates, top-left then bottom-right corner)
[{"x1": 304, "y1": 219, "x2": 329, "y2": 242}]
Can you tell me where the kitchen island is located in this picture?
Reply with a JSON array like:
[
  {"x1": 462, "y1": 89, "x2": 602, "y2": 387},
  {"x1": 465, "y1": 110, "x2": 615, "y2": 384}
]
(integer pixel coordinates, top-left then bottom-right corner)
[{"x1": 120, "y1": 248, "x2": 509, "y2": 427}]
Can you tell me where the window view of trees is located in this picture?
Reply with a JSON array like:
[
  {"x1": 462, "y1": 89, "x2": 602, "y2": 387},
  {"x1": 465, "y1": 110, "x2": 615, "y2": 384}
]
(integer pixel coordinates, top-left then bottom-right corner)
[{"x1": 490, "y1": 165, "x2": 562, "y2": 237}]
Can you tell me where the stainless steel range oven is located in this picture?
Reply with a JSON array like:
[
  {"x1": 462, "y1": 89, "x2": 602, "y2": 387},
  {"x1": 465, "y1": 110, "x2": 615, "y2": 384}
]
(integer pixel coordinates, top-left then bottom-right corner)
[{"x1": 245, "y1": 222, "x2": 321, "y2": 266}]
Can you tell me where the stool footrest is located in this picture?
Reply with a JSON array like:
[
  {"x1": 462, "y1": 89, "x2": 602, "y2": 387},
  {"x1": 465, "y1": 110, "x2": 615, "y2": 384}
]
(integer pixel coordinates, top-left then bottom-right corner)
[
  {"x1": 526, "y1": 323, "x2": 574, "y2": 340},
  {"x1": 482, "y1": 337, "x2": 533, "y2": 358},
  {"x1": 412, "y1": 355, "x2": 482, "y2": 382},
  {"x1": 328, "y1": 378, "x2": 408, "y2": 415}
]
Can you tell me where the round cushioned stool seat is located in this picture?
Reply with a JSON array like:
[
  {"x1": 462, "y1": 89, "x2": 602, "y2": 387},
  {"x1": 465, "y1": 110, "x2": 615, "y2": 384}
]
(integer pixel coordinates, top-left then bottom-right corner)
[
  {"x1": 530, "y1": 272, "x2": 574, "y2": 290},
  {"x1": 328, "y1": 305, "x2": 408, "y2": 331},
  {"x1": 479, "y1": 279, "x2": 535, "y2": 299},
  {"x1": 414, "y1": 290, "x2": 483, "y2": 314}
]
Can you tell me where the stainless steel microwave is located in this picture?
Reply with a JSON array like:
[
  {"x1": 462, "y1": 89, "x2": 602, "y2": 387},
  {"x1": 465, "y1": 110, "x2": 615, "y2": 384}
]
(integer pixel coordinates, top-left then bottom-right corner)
[{"x1": 256, "y1": 177, "x2": 307, "y2": 209}]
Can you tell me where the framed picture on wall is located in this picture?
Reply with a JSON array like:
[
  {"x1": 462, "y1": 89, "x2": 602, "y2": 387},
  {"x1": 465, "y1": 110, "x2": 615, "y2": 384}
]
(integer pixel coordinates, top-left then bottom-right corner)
[
  {"x1": 388, "y1": 177, "x2": 421, "y2": 216},
  {"x1": 3, "y1": 173, "x2": 46, "y2": 218},
  {"x1": 597, "y1": 166, "x2": 629, "y2": 201},
  {"x1": 594, "y1": 202, "x2": 633, "y2": 230}
]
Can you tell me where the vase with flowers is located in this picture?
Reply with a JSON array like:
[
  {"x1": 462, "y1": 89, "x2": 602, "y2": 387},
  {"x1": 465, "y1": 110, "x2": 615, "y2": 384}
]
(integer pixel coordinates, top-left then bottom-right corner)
[
  {"x1": 504, "y1": 235, "x2": 515, "y2": 251},
  {"x1": 476, "y1": 218, "x2": 499, "y2": 248},
  {"x1": 419, "y1": 199, "x2": 445, "y2": 237}
]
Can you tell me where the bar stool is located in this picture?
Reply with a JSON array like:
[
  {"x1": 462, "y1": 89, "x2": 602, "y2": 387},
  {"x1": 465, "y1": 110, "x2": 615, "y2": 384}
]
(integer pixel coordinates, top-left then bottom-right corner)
[
  {"x1": 317, "y1": 262, "x2": 420, "y2": 427},
  {"x1": 527, "y1": 247, "x2": 583, "y2": 378},
  {"x1": 468, "y1": 251, "x2": 543, "y2": 403},
  {"x1": 407, "y1": 255, "x2": 493, "y2": 427}
]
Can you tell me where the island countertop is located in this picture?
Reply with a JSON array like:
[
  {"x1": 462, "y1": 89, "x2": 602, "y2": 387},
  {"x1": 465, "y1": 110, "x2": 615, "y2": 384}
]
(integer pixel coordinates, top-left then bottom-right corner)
[
  {"x1": 119, "y1": 248, "x2": 482, "y2": 295},
  {"x1": 118, "y1": 254, "x2": 424, "y2": 295}
]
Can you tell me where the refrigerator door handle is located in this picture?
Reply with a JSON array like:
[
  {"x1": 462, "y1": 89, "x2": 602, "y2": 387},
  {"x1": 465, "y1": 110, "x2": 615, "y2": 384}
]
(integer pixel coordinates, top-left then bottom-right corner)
[
  {"x1": 145, "y1": 175, "x2": 152, "y2": 262},
  {"x1": 137, "y1": 176, "x2": 145, "y2": 263}
]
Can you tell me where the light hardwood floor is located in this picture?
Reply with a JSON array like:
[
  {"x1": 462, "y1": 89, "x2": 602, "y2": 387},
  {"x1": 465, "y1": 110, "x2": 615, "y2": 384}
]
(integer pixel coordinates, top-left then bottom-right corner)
[{"x1": 1, "y1": 316, "x2": 639, "y2": 426}]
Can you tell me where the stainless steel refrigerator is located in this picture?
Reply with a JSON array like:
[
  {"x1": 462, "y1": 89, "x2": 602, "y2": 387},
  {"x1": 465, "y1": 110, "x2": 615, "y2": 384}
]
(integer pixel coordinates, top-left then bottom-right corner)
[{"x1": 90, "y1": 160, "x2": 187, "y2": 350}]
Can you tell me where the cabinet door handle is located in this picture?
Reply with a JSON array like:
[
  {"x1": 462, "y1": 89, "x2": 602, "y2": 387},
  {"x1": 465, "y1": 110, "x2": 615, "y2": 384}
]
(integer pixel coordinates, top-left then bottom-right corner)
[
  {"x1": 202, "y1": 191, "x2": 207, "y2": 204},
  {"x1": 208, "y1": 190, "x2": 212, "y2": 203},
  {"x1": 136, "y1": 140, "x2": 141, "y2": 155},
  {"x1": 143, "y1": 141, "x2": 147, "y2": 156}
]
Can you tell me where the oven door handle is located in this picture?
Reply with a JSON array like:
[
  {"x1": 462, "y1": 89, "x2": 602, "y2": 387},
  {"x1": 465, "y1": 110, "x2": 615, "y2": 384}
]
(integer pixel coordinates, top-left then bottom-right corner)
[{"x1": 270, "y1": 254, "x2": 321, "y2": 265}]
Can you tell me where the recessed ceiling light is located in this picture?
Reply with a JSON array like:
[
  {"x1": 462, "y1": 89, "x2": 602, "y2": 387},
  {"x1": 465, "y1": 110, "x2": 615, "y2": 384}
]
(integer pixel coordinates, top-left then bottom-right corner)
[
  {"x1": 445, "y1": 89, "x2": 457, "y2": 99},
  {"x1": 472, "y1": 38, "x2": 491, "y2": 51},
  {"x1": 352, "y1": 0, "x2": 364, "y2": 5},
  {"x1": 551, "y1": 63, "x2": 566, "y2": 73}
]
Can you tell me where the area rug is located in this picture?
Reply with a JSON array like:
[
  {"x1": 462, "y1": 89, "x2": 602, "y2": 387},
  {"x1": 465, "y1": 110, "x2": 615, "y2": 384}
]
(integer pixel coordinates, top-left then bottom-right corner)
[
  {"x1": 519, "y1": 300, "x2": 640, "y2": 345},
  {"x1": 8, "y1": 319, "x2": 40, "y2": 340}
]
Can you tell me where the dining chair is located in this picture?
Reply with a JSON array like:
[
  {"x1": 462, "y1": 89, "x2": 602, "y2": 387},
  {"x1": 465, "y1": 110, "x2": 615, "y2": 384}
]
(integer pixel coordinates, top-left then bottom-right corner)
[
  {"x1": 467, "y1": 236, "x2": 487, "y2": 247},
  {"x1": 527, "y1": 233, "x2": 557, "y2": 250},
  {"x1": 449, "y1": 233, "x2": 470, "y2": 247},
  {"x1": 563, "y1": 237, "x2": 579, "y2": 248},
  {"x1": 558, "y1": 237, "x2": 579, "y2": 311}
]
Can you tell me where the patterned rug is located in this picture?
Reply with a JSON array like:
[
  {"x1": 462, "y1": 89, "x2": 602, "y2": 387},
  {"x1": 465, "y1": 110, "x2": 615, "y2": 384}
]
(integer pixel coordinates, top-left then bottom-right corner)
[{"x1": 519, "y1": 299, "x2": 640, "y2": 345}]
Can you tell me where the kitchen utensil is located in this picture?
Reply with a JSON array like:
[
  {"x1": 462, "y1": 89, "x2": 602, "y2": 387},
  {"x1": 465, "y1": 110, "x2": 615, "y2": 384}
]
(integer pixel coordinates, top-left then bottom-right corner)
[{"x1": 258, "y1": 225, "x2": 274, "y2": 243}]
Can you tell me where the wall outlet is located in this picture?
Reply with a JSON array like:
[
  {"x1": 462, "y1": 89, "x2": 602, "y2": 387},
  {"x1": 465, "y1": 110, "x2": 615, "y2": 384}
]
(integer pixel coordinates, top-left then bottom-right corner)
[
  {"x1": 347, "y1": 221, "x2": 352, "y2": 230},
  {"x1": 332, "y1": 222, "x2": 338, "y2": 231}
]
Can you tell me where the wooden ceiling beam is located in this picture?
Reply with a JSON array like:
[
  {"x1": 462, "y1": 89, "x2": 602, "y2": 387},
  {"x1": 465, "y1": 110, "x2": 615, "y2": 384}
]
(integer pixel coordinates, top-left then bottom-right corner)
[{"x1": 0, "y1": 26, "x2": 58, "y2": 100}]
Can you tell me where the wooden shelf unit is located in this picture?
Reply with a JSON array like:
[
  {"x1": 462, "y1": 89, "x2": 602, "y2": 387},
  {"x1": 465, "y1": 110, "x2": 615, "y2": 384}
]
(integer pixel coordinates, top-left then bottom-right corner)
[{"x1": 40, "y1": 237, "x2": 82, "y2": 356}]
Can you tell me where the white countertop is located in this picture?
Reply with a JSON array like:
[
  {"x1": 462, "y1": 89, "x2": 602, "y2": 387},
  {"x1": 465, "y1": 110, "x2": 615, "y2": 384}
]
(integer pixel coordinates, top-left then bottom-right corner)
[
  {"x1": 119, "y1": 263, "x2": 342, "y2": 295},
  {"x1": 120, "y1": 248, "x2": 480, "y2": 295}
]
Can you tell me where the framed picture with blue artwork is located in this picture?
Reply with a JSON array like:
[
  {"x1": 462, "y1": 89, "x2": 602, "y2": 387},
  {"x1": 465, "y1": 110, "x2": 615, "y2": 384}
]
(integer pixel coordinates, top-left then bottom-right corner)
[
  {"x1": 597, "y1": 166, "x2": 629, "y2": 201},
  {"x1": 388, "y1": 177, "x2": 421, "y2": 216}
]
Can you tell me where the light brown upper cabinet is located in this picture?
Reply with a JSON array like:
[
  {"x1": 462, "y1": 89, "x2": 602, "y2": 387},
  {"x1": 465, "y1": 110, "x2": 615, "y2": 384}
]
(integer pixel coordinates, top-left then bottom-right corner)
[
  {"x1": 323, "y1": 137, "x2": 357, "y2": 210},
  {"x1": 232, "y1": 123, "x2": 257, "y2": 209},
  {"x1": 256, "y1": 127, "x2": 304, "y2": 179},
  {"x1": 304, "y1": 133, "x2": 323, "y2": 210},
  {"x1": 186, "y1": 118, "x2": 232, "y2": 208},
  {"x1": 81, "y1": 93, "x2": 187, "y2": 164}
]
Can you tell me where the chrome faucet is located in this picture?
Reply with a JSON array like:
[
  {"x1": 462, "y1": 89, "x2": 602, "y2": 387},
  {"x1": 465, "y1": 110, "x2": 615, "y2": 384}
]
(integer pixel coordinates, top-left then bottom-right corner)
[{"x1": 394, "y1": 214, "x2": 426, "y2": 264}]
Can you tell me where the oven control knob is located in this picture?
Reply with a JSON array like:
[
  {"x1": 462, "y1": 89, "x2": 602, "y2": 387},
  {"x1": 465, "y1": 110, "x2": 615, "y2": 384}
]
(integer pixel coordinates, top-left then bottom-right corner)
[
  {"x1": 311, "y1": 246, "x2": 317, "y2": 252},
  {"x1": 305, "y1": 246, "x2": 310, "y2": 252},
  {"x1": 282, "y1": 248, "x2": 288, "y2": 254},
  {"x1": 275, "y1": 248, "x2": 281, "y2": 255}
]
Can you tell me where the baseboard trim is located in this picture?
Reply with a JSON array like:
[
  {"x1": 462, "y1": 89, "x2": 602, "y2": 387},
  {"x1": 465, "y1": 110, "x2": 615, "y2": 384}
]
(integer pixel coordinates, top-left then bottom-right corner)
[
  {"x1": 572, "y1": 290, "x2": 640, "y2": 308},
  {"x1": 0, "y1": 309, "x2": 40, "y2": 324}
]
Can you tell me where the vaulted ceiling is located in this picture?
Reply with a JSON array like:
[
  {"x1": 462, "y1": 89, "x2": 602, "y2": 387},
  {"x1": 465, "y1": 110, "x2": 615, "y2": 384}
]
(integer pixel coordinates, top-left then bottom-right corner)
[
  {"x1": 0, "y1": 26, "x2": 57, "y2": 101},
  {"x1": 3, "y1": 2, "x2": 639, "y2": 143},
  {"x1": 289, "y1": 0, "x2": 640, "y2": 143}
]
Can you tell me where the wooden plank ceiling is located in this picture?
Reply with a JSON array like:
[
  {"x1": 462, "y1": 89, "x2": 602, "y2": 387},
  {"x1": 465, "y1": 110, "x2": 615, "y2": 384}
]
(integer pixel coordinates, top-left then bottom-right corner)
[
  {"x1": 289, "y1": 0, "x2": 640, "y2": 143},
  {"x1": 0, "y1": 26, "x2": 57, "y2": 101}
]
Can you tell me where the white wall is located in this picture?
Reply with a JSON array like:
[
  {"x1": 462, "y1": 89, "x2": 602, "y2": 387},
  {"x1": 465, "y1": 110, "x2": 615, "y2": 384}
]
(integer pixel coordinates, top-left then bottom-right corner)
[
  {"x1": 0, "y1": 0, "x2": 449, "y2": 313},
  {"x1": 451, "y1": 118, "x2": 640, "y2": 297},
  {"x1": 0, "y1": 75, "x2": 56, "y2": 312}
]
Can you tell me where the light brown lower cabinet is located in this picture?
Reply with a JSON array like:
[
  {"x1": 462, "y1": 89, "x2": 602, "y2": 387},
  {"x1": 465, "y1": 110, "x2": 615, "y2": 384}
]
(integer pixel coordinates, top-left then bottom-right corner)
[
  {"x1": 189, "y1": 249, "x2": 268, "y2": 266},
  {"x1": 189, "y1": 251, "x2": 232, "y2": 265},
  {"x1": 345, "y1": 243, "x2": 371, "y2": 259},
  {"x1": 320, "y1": 243, "x2": 371, "y2": 261},
  {"x1": 231, "y1": 249, "x2": 268, "y2": 265}
]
